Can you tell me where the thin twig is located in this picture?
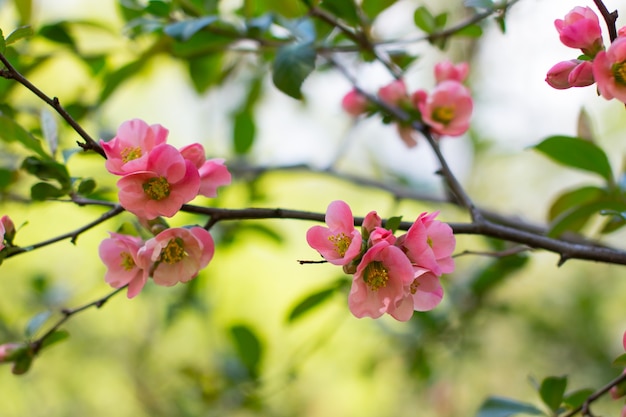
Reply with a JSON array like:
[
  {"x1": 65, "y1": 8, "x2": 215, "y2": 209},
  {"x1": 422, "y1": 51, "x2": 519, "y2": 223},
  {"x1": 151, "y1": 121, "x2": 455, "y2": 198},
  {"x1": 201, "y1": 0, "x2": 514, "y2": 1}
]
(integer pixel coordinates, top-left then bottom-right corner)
[
  {"x1": 593, "y1": 0, "x2": 618, "y2": 42},
  {"x1": 561, "y1": 370, "x2": 626, "y2": 417}
]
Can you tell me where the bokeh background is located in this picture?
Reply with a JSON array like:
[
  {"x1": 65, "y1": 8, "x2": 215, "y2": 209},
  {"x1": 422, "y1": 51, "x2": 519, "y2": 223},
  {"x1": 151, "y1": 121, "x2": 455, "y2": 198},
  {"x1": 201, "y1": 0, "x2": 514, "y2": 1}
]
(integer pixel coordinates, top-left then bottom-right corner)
[{"x1": 1, "y1": 0, "x2": 626, "y2": 416}]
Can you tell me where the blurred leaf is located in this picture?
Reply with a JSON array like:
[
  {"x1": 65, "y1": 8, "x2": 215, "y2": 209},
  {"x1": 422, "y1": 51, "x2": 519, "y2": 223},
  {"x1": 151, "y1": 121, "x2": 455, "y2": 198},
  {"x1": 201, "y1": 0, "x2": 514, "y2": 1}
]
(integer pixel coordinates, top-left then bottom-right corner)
[
  {"x1": 361, "y1": 0, "x2": 396, "y2": 20},
  {"x1": 613, "y1": 352, "x2": 626, "y2": 367},
  {"x1": 229, "y1": 324, "x2": 263, "y2": 379},
  {"x1": 0, "y1": 168, "x2": 13, "y2": 189},
  {"x1": 548, "y1": 186, "x2": 605, "y2": 222},
  {"x1": 384, "y1": 216, "x2": 403, "y2": 233},
  {"x1": 548, "y1": 198, "x2": 626, "y2": 237},
  {"x1": 39, "y1": 330, "x2": 69, "y2": 350},
  {"x1": 40, "y1": 109, "x2": 58, "y2": 158},
  {"x1": 321, "y1": 0, "x2": 359, "y2": 25},
  {"x1": 146, "y1": 0, "x2": 170, "y2": 17},
  {"x1": 233, "y1": 109, "x2": 256, "y2": 155},
  {"x1": 539, "y1": 376, "x2": 567, "y2": 413},
  {"x1": 533, "y1": 136, "x2": 614, "y2": 184},
  {"x1": 246, "y1": 13, "x2": 274, "y2": 37},
  {"x1": 414, "y1": 6, "x2": 435, "y2": 33},
  {"x1": 100, "y1": 59, "x2": 148, "y2": 102},
  {"x1": 0, "y1": 28, "x2": 5, "y2": 54},
  {"x1": 476, "y1": 396, "x2": 545, "y2": 417},
  {"x1": 388, "y1": 50, "x2": 418, "y2": 70},
  {"x1": 77, "y1": 178, "x2": 96, "y2": 195},
  {"x1": 272, "y1": 42, "x2": 316, "y2": 99},
  {"x1": 21, "y1": 156, "x2": 70, "y2": 186},
  {"x1": 562, "y1": 388, "x2": 594, "y2": 409},
  {"x1": 11, "y1": 352, "x2": 32, "y2": 375},
  {"x1": 0, "y1": 115, "x2": 49, "y2": 158},
  {"x1": 5, "y1": 26, "x2": 33, "y2": 45},
  {"x1": 469, "y1": 253, "x2": 528, "y2": 297},
  {"x1": 164, "y1": 16, "x2": 219, "y2": 41},
  {"x1": 465, "y1": 0, "x2": 494, "y2": 8},
  {"x1": 30, "y1": 182, "x2": 65, "y2": 200},
  {"x1": 576, "y1": 108, "x2": 595, "y2": 142},
  {"x1": 287, "y1": 279, "x2": 343, "y2": 322},
  {"x1": 434, "y1": 12, "x2": 448, "y2": 28},
  {"x1": 25, "y1": 311, "x2": 51, "y2": 338},
  {"x1": 39, "y1": 22, "x2": 76, "y2": 49},
  {"x1": 187, "y1": 53, "x2": 224, "y2": 93},
  {"x1": 171, "y1": 30, "x2": 234, "y2": 57},
  {"x1": 15, "y1": 0, "x2": 32, "y2": 24},
  {"x1": 455, "y1": 24, "x2": 483, "y2": 37}
]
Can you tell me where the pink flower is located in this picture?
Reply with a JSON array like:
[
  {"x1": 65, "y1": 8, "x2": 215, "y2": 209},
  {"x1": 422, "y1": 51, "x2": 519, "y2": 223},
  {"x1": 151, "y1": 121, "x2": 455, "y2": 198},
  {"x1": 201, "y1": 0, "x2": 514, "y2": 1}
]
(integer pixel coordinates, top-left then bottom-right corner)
[
  {"x1": 0, "y1": 343, "x2": 23, "y2": 363},
  {"x1": 1, "y1": 215, "x2": 15, "y2": 245},
  {"x1": 434, "y1": 61, "x2": 469, "y2": 84},
  {"x1": 342, "y1": 88, "x2": 369, "y2": 116},
  {"x1": 369, "y1": 227, "x2": 396, "y2": 246},
  {"x1": 396, "y1": 211, "x2": 455, "y2": 276},
  {"x1": 546, "y1": 60, "x2": 595, "y2": 90},
  {"x1": 555, "y1": 6, "x2": 604, "y2": 55},
  {"x1": 117, "y1": 144, "x2": 200, "y2": 219},
  {"x1": 409, "y1": 268, "x2": 444, "y2": 311},
  {"x1": 361, "y1": 211, "x2": 382, "y2": 239},
  {"x1": 623, "y1": 330, "x2": 626, "y2": 351},
  {"x1": 593, "y1": 36, "x2": 626, "y2": 102},
  {"x1": 378, "y1": 79, "x2": 408, "y2": 105},
  {"x1": 98, "y1": 232, "x2": 147, "y2": 298},
  {"x1": 414, "y1": 81, "x2": 473, "y2": 136},
  {"x1": 101, "y1": 119, "x2": 169, "y2": 175},
  {"x1": 306, "y1": 200, "x2": 363, "y2": 266},
  {"x1": 180, "y1": 143, "x2": 232, "y2": 198},
  {"x1": 349, "y1": 242, "x2": 415, "y2": 320},
  {"x1": 139, "y1": 227, "x2": 214, "y2": 286}
]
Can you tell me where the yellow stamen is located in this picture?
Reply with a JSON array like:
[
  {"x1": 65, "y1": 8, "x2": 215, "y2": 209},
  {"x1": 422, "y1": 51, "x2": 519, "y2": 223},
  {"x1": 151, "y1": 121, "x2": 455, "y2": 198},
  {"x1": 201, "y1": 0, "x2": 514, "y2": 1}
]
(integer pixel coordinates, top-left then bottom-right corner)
[
  {"x1": 363, "y1": 261, "x2": 389, "y2": 291},
  {"x1": 410, "y1": 279, "x2": 420, "y2": 295},
  {"x1": 121, "y1": 146, "x2": 142, "y2": 163},
  {"x1": 159, "y1": 238, "x2": 186, "y2": 264},
  {"x1": 143, "y1": 177, "x2": 170, "y2": 200},
  {"x1": 328, "y1": 232, "x2": 351, "y2": 257},
  {"x1": 432, "y1": 106, "x2": 455, "y2": 125},
  {"x1": 613, "y1": 62, "x2": 626, "y2": 85},
  {"x1": 120, "y1": 252, "x2": 135, "y2": 271}
]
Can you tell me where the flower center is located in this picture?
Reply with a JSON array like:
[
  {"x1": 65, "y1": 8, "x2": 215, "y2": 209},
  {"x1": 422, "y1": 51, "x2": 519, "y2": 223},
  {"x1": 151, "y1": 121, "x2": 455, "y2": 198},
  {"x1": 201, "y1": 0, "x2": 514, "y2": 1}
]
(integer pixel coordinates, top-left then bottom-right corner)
[
  {"x1": 363, "y1": 261, "x2": 389, "y2": 291},
  {"x1": 432, "y1": 106, "x2": 455, "y2": 125},
  {"x1": 427, "y1": 236, "x2": 433, "y2": 247},
  {"x1": 159, "y1": 238, "x2": 186, "y2": 264},
  {"x1": 120, "y1": 251, "x2": 135, "y2": 271},
  {"x1": 410, "y1": 278, "x2": 420, "y2": 295},
  {"x1": 143, "y1": 177, "x2": 170, "y2": 200},
  {"x1": 328, "y1": 232, "x2": 351, "y2": 257},
  {"x1": 121, "y1": 146, "x2": 142, "y2": 163},
  {"x1": 613, "y1": 62, "x2": 626, "y2": 85}
]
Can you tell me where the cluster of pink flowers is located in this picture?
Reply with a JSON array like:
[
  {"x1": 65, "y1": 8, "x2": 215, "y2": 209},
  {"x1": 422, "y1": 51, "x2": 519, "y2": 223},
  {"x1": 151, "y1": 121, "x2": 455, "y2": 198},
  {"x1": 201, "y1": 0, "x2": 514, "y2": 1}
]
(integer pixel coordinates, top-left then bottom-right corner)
[
  {"x1": 547, "y1": 5, "x2": 626, "y2": 103},
  {"x1": 341, "y1": 61, "x2": 473, "y2": 147},
  {"x1": 98, "y1": 119, "x2": 230, "y2": 297},
  {"x1": 100, "y1": 119, "x2": 231, "y2": 219},
  {"x1": 306, "y1": 200, "x2": 455, "y2": 321}
]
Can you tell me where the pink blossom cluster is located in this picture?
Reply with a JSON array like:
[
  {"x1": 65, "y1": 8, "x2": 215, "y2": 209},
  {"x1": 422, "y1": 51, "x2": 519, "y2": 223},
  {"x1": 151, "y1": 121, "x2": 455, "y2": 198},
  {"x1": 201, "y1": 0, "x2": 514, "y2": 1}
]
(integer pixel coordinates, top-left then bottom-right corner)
[
  {"x1": 547, "y1": 6, "x2": 626, "y2": 103},
  {"x1": 100, "y1": 119, "x2": 231, "y2": 220},
  {"x1": 341, "y1": 61, "x2": 473, "y2": 147},
  {"x1": 99, "y1": 226, "x2": 215, "y2": 298},
  {"x1": 306, "y1": 200, "x2": 455, "y2": 321}
]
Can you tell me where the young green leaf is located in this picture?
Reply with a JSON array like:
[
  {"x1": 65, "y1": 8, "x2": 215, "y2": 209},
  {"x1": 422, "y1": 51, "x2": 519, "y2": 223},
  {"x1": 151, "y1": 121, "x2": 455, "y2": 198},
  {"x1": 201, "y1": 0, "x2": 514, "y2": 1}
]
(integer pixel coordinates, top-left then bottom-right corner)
[
  {"x1": 0, "y1": 115, "x2": 49, "y2": 158},
  {"x1": 0, "y1": 28, "x2": 5, "y2": 55},
  {"x1": 562, "y1": 388, "x2": 594, "y2": 409},
  {"x1": 384, "y1": 216, "x2": 403, "y2": 233},
  {"x1": 5, "y1": 26, "x2": 33, "y2": 45},
  {"x1": 455, "y1": 24, "x2": 483, "y2": 38},
  {"x1": 539, "y1": 375, "x2": 567, "y2": 413},
  {"x1": 272, "y1": 42, "x2": 316, "y2": 99},
  {"x1": 414, "y1": 6, "x2": 436, "y2": 33},
  {"x1": 533, "y1": 136, "x2": 614, "y2": 184},
  {"x1": 320, "y1": 0, "x2": 359, "y2": 25},
  {"x1": 229, "y1": 324, "x2": 263, "y2": 378},
  {"x1": 233, "y1": 109, "x2": 256, "y2": 155},
  {"x1": 613, "y1": 352, "x2": 626, "y2": 368},
  {"x1": 361, "y1": 0, "x2": 396, "y2": 20},
  {"x1": 287, "y1": 279, "x2": 344, "y2": 323},
  {"x1": 164, "y1": 16, "x2": 219, "y2": 41},
  {"x1": 476, "y1": 396, "x2": 545, "y2": 417},
  {"x1": 465, "y1": 0, "x2": 494, "y2": 9},
  {"x1": 39, "y1": 329, "x2": 70, "y2": 350},
  {"x1": 548, "y1": 186, "x2": 605, "y2": 222},
  {"x1": 25, "y1": 310, "x2": 52, "y2": 338}
]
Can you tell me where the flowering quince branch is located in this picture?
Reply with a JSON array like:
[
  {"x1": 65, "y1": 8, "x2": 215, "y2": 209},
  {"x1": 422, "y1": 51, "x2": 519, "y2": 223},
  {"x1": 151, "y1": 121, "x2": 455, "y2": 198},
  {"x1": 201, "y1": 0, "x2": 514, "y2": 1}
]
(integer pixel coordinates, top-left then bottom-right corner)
[
  {"x1": 593, "y1": 0, "x2": 618, "y2": 42},
  {"x1": 0, "y1": 52, "x2": 105, "y2": 157}
]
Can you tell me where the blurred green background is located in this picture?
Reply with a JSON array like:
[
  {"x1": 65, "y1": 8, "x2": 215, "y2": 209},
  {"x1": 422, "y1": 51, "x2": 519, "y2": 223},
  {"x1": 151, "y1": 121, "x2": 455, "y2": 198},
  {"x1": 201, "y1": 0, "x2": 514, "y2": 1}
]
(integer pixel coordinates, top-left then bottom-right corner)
[{"x1": 1, "y1": 0, "x2": 626, "y2": 416}]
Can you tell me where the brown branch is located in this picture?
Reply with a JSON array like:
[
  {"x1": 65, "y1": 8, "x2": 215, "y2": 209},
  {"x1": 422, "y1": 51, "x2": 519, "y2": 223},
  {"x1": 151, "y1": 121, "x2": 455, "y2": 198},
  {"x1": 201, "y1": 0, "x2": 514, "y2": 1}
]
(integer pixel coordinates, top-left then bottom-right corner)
[
  {"x1": 561, "y1": 370, "x2": 626, "y2": 417},
  {"x1": 593, "y1": 0, "x2": 618, "y2": 43},
  {"x1": 0, "y1": 53, "x2": 106, "y2": 157}
]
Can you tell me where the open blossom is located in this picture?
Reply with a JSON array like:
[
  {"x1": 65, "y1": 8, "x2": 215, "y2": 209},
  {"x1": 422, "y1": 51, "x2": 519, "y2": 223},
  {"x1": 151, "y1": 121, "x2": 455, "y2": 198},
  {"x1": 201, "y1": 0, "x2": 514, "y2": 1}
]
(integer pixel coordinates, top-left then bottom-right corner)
[
  {"x1": 409, "y1": 268, "x2": 444, "y2": 311},
  {"x1": 397, "y1": 211, "x2": 455, "y2": 276},
  {"x1": 414, "y1": 81, "x2": 473, "y2": 136},
  {"x1": 179, "y1": 143, "x2": 232, "y2": 197},
  {"x1": 139, "y1": 227, "x2": 214, "y2": 286},
  {"x1": 99, "y1": 233, "x2": 147, "y2": 298},
  {"x1": 117, "y1": 144, "x2": 200, "y2": 219},
  {"x1": 342, "y1": 88, "x2": 369, "y2": 116},
  {"x1": 101, "y1": 119, "x2": 169, "y2": 175},
  {"x1": 306, "y1": 200, "x2": 363, "y2": 266},
  {"x1": 434, "y1": 61, "x2": 469, "y2": 84},
  {"x1": 593, "y1": 36, "x2": 626, "y2": 103},
  {"x1": 555, "y1": 6, "x2": 603, "y2": 55},
  {"x1": 349, "y1": 241, "x2": 415, "y2": 321}
]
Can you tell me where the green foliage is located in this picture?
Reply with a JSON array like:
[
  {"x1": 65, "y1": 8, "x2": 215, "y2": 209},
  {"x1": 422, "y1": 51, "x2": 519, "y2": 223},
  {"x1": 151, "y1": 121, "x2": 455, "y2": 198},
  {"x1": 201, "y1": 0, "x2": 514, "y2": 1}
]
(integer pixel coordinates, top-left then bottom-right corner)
[
  {"x1": 25, "y1": 311, "x2": 51, "y2": 338},
  {"x1": 533, "y1": 136, "x2": 614, "y2": 184},
  {"x1": 475, "y1": 396, "x2": 545, "y2": 417},
  {"x1": 320, "y1": 0, "x2": 359, "y2": 26},
  {"x1": 538, "y1": 375, "x2": 567, "y2": 413},
  {"x1": 272, "y1": 41, "x2": 316, "y2": 99},
  {"x1": 361, "y1": 0, "x2": 396, "y2": 21},
  {"x1": 229, "y1": 324, "x2": 263, "y2": 379},
  {"x1": 0, "y1": 115, "x2": 49, "y2": 159},
  {"x1": 5, "y1": 25, "x2": 33, "y2": 46},
  {"x1": 384, "y1": 215, "x2": 402, "y2": 233},
  {"x1": 286, "y1": 278, "x2": 345, "y2": 322},
  {"x1": 164, "y1": 16, "x2": 219, "y2": 41}
]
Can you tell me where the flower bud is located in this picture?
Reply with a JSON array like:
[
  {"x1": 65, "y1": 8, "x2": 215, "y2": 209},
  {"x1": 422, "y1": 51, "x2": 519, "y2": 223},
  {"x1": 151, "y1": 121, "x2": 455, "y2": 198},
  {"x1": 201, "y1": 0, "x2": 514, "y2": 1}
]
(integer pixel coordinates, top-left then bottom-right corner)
[
  {"x1": 341, "y1": 89, "x2": 369, "y2": 116},
  {"x1": 378, "y1": 79, "x2": 408, "y2": 105},
  {"x1": 546, "y1": 60, "x2": 579, "y2": 89}
]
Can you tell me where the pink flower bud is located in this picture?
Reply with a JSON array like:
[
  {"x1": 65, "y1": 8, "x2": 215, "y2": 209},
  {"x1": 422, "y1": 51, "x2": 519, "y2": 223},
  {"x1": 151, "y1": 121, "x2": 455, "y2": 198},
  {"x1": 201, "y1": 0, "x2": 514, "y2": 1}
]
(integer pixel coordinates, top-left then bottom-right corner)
[
  {"x1": 555, "y1": 6, "x2": 604, "y2": 55},
  {"x1": 546, "y1": 60, "x2": 579, "y2": 89},
  {"x1": 568, "y1": 60, "x2": 594, "y2": 87},
  {"x1": 341, "y1": 89, "x2": 368, "y2": 116},
  {"x1": 434, "y1": 61, "x2": 469, "y2": 84},
  {"x1": 0, "y1": 343, "x2": 23, "y2": 363},
  {"x1": 378, "y1": 79, "x2": 408, "y2": 105},
  {"x1": 361, "y1": 211, "x2": 382, "y2": 239}
]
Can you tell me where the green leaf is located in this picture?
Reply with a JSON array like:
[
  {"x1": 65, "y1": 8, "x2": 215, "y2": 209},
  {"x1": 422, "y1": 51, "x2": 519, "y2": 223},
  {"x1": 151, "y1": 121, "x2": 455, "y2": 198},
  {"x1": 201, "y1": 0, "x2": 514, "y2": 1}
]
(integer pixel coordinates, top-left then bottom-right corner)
[
  {"x1": 145, "y1": 0, "x2": 170, "y2": 17},
  {"x1": 39, "y1": 22, "x2": 76, "y2": 49},
  {"x1": 187, "y1": 53, "x2": 224, "y2": 93},
  {"x1": 0, "y1": 168, "x2": 14, "y2": 189},
  {"x1": 272, "y1": 42, "x2": 316, "y2": 99},
  {"x1": 0, "y1": 28, "x2": 5, "y2": 55},
  {"x1": 539, "y1": 376, "x2": 567, "y2": 413},
  {"x1": 11, "y1": 353, "x2": 33, "y2": 375},
  {"x1": 39, "y1": 329, "x2": 69, "y2": 350},
  {"x1": 465, "y1": 0, "x2": 494, "y2": 8},
  {"x1": 321, "y1": 0, "x2": 359, "y2": 25},
  {"x1": 21, "y1": 156, "x2": 70, "y2": 186},
  {"x1": 548, "y1": 186, "x2": 605, "y2": 222},
  {"x1": 164, "y1": 16, "x2": 219, "y2": 41},
  {"x1": 414, "y1": 6, "x2": 436, "y2": 33},
  {"x1": 25, "y1": 311, "x2": 51, "y2": 338},
  {"x1": 470, "y1": 254, "x2": 528, "y2": 297},
  {"x1": 613, "y1": 352, "x2": 626, "y2": 367},
  {"x1": 30, "y1": 182, "x2": 65, "y2": 200},
  {"x1": 562, "y1": 389, "x2": 594, "y2": 409},
  {"x1": 548, "y1": 198, "x2": 626, "y2": 237},
  {"x1": 455, "y1": 24, "x2": 483, "y2": 37},
  {"x1": 287, "y1": 280, "x2": 343, "y2": 322},
  {"x1": 384, "y1": 216, "x2": 403, "y2": 233},
  {"x1": 533, "y1": 136, "x2": 614, "y2": 184},
  {"x1": 476, "y1": 396, "x2": 545, "y2": 417},
  {"x1": 15, "y1": 0, "x2": 32, "y2": 24},
  {"x1": 229, "y1": 324, "x2": 263, "y2": 378},
  {"x1": 77, "y1": 178, "x2": 96, "y2": 195},
  {"x1": 0, "y1": 115, "x2": 49, "y2": 158},
  {"x1": 100, "y1": 59, "x2": 148, "y2": 102},
  {"x1": 233, "y1": 110, "x2": 256, "y2": 155},
  {"x1": 434, "y1": 12, "x2": 448, "y2": 29},
  {"x1": 5, "y1": 26, "x2": 33, "y2": 45},
  {"x1": 361, "y1": 0, "x2": 396, "y2": 20}
]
